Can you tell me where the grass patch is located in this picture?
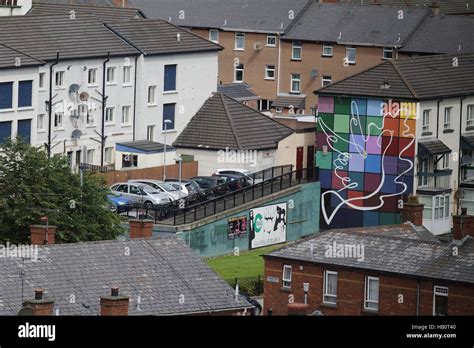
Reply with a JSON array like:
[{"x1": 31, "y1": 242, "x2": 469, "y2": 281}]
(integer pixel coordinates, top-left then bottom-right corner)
[{"x1": 206, "y1": 244, "x2": 285, "y2": 280}]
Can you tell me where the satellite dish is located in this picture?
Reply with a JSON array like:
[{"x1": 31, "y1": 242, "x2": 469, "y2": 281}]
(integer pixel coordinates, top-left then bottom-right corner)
[
  {"x1": 69, "y1": 84, "x2": 80, "y2": 94},
  {"x1": 79, "y1": 92, "x2": 90, "y2": 101},
  {"x1": 18, "y1": 306, "x2": 35, "y2": 316},
  {"x1": 71, "y1": 130, "x2": 82, "y2": 139},
  {"x1": 461, "y1": 155, "x2": 472, "y2": 166},
  {"x1": 253, "y1": 42, "x2": 263, "y2": 51},
  {"x1": 311, "y1": 69, "x2": 318, "y2": 78}
]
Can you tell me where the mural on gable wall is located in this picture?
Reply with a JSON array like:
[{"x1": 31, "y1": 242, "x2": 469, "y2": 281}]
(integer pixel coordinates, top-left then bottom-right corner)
[{"x1": 316, "y1": 96, "x2": 417, "y2": 229}]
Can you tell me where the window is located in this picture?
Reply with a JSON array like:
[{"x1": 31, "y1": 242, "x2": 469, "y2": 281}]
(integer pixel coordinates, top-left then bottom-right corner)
[
  {"x1": 106, "y1": 67, "x2": 115, "y2": 83},
  {"x1": 275, "y1": 107, "x2": 283, "y2": 113},
  {"x1": 383, "y1": 47, "x2": 393, "y2": 60},
  {"x1": 209, "y1": 29, "x2": 219, "y2": 43},
  {"x1": 323, "y1": 271, "x2": 338, "y2": 304},
  {"x1": 322, "y1": 75, "x2": 332, "y2": 87},
  {"x1": 433, "y1": 195, "x2": 450, "y2": 219},
  {"x1": 433, "y1": 286, "x2": 448, "y2": 316},
  {"x1": 123, "y1": 66, "x2": 132, "y2": 84},
  {"x1": 282, "y1": 265, "x2": 292, "y2": 288},
  {"x1": 235, "y1": 32, "x2": 245, "y2": 50},
  {"x1": 322, "y1": 43, "x2": 333, "y2": 57},
  {"x1": 291, "y1": 73, "x2": 301, "y2": 93},
  {"x1": 148, "y1": 86, "x2": 156, "y2": 104},
  {"x1": 0, "y1": 121, "x2": 12, "y2": 144},
  {"x1": 122, "y1": 154, "x2": 138, "y2": 168},
  {"x1": 422, "y1": 110, "x2": 430, "y2": 132},
  {"x1": 441, "y1": 153, "x2": 450, "y2": 170},
  {"x1": 265, "y1": 65, "x2": 275, "y2": 80},
  {"x1": 235, "y1": 63, "x2": 244, "y2": 82},
  {"x1": 105, "y1": 147, "x2": 113, "y2": 163},
  {"x1": 18, "y1": 80, "x2": 32, "y2": 108},
  {"x1": 147, "y1": 125, "x2": 155, "y2": 141},
  {"x1": 54, "y1": 112, "x2": 63, "y2": 129},
  {"x1": 88, "y1": 68, "x2": 97, "y2": 85},
  {"x1": 292, "y1": 41, "x2": 302, "y2": 60},
  {"x1": 164, "y1": 64, "x2": 177, "y2": 92},
  {"x1": 87, "y1": 107, "x2": 95, "y2": 125},
  {"x1": 418, "y1": 159, "x2": 429, "y2": 187},
  {"x1": 39, "y1": 73, "x2": 45, "y2": 89},
  {"x1": 444, "y1": 107, "x2": 452, "y2": 129},
  {"x1": 55, "y1": 71, "x2": 65, "y2": 87},
  {"x1": 0, "y1": 82, "x2": 13, "y2": 109},
  {"x1": 259, "y1": 99, "x2": 272, "y2": 111},
  {"x1": 37, "y1": 114, "x2": 45, "y2": 131},
  {"x1": 17, "y1": 119, "x2": 31, "y2": 144},
  {"x1": 346, "y1": 46, "x2": 356, "y2": 64},
  {"x1": 163, "y1": 103, "x2": 176, "y2": 130},
  {"x1": 122, "y1": 105, "x2": 131, "y2": 125},
  {"x1": 467, "y1": 105, "x2": 474, "y2": 128},
  {"x1": 87, "y1": 149, "x2": 94, "y2": 164},
  {"x1": 364, "y1": 276, "x2": 379, "y2": 311},
  {"x1": 77, "y1": 104, "x2": 88, "y2": 118},
  {"x1": 266, "y1": 35, "x2": 277, "y2": 47},
  {"x1": 105, "y1": 107, "x2": 114, "y2": 124}
]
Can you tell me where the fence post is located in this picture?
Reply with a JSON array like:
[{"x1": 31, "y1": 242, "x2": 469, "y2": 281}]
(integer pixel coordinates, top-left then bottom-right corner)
[
  {"x1": 194, "y1": 206, "x2": 197, "y2": 222},
  {"x1": 258, "y1": 274, "x2": 261, "y2": 294}
]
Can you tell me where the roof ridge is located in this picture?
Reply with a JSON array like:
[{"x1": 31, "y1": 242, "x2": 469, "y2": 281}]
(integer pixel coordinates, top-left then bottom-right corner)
[
  {"x1": 390, "y1": 59, "x2": 419, "y2": 99},
  {"x1": 399, "y1": 8, "x2": 433, "y2": 48},
  {"x1": 0, "y1": 43, "x2": 46, "y2": 65},
  {"x1": 103, "y1": 22, "x2": 146, "y2": 55},
  {"x1": 218, "y1": 93, "x2": 243, "y2": 151},
  {"x1": 283, "y1": 0, "x2": 315, "y2": 35}
]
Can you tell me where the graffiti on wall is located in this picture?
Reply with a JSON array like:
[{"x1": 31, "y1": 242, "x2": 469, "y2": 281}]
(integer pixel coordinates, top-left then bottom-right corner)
[
  {"x1": 249, "y1": 203, "x2": 287, "y2": 249},
  {"x1": 316, "y1": 97, "x2": 416, "y2": 228}
]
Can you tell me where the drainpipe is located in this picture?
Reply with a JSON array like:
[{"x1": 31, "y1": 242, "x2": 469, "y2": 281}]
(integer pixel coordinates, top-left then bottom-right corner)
[
  {"x1": 47, "y1": 52, "x2": 60, "y2": 158},
  {"x1": 435, "y1": 99, "x2": 442, "y2": 187},
  {"x1": 277, "y1": 33, "x2": 282, "y2": 97},
  {"x1": 132, "y1": 55, "x2": 138, "y2": 141},
  {"x1": 457, "y1": 97, "x2": 467, "y2": 215},
  {"x1": 416, "y1": 279, "x2": 420, "y2": 316},
  {"x1": 100, "y1": 52, "x2": 110, "y2": 168}
]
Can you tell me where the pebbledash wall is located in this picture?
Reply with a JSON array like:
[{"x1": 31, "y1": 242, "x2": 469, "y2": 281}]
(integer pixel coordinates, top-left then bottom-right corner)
[
  {"x1": 316, "y1": 96, "x2": 417, "y2": 230},
  {"x1": 174, "y1": 181, "x2": 320, "y2": 258}
]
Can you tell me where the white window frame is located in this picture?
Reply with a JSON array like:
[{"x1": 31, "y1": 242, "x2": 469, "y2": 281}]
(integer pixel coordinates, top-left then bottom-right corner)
[
  {"x1": 54, "y1": 112, "x2": 63, "y2": 129},
  {"x1": 422, "y1": 110, "x2": 430, "y2": 132},
  {"x1": 265, "y1": 64, "x2": 276, "y2": 80},
  {"x1": 290, "y1": 73, "x2": 301, "y2": 93},
  {"x1": 346, "y1": 46, "x2": 356, "y2": 64},
  {"x1": 147, "y1": 125, "x2": 155, "y2": 141},
  {"x1": 322, "y1": 75, "x2": 332, "y2": 87},
  {"x1": 106, "y1": 67, "x2": 116, "y2": 84},
  {"x1": 266, "y1": 35, "x2": 277, "y2": 47},
  {"x1": 383, "y1": 47, "x2": 393, "y2": 60},
  {"x1": 86, "y1": 149, "x2": 95, "y2": 164},
  {"x1": 292, "y1": 40, "x2": 302, "y2": 60},
  {"x1": 433, "y1": 286, "x2": 448, "y2": 316},
  {"x1": 364, "y1": 276, "x2": 379, "y2": 311},
  {"x1": 37, "y1": 113, "x2": 45, "y2": 131},
  {"x1": 275, "y1": 107, "x2": 283, "y2": 114},
  {"x1": 86, "y1": 107, "x2": 95, "y2": 125},
  {"x1": 39, "y1": 72, "x2": 45, "y2": 89},
  {"x1": 235, "y1": 32, "x2": 245, "y2": 51},
  {"x1": 234, "y1": 63, "x2": 244, "y2": 83},
  {"x1": 444, "y1": 107, "x2": 452, "y2": 129},
  {"x1": 282, "y1": 265, "x2": 292, "y2": 288},
  {"x1": 322, "y1": 43, "x2": 333, "y2": 57},
  {"x1": 55, "y1": 71, "x2": 65, "y2": 88},
  {"x1": 88, "y1": 68, "x2": 97, "y2": 86},
  {"x1": 323, "y1": 270, "x2": 338, "y2": 304},
  {"x1": 105, "y1": 107, "x2": 114, "y2": 124},
  {"x1": 104, "y1": 147, "x2": 113, "y2": 163},
  {"x1": 467, "y1": 105, "x2": 474, "y2": 128},
  {"x1": 209, "y1": 29, "x2": 219, "y2": 43},
  {"x1": 418, "y1": 159, "x2": 429, "y2": 187},
  {"x1": 148, "y1": 85, "x2": 157, "y2": 105},
  {"x1": 121, "y1": 105, "x2": 131, "y2": 125},
  {"x1": 123, "y1": 65, "x2": 132, "y2": 85}
]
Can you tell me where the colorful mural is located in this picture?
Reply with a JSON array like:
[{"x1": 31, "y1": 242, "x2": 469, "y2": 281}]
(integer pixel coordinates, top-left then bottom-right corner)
[{"x1": 316, "y1": 96, "x2": 417, "y2": 229}]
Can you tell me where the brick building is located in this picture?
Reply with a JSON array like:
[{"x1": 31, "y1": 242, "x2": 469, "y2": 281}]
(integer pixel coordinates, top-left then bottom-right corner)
[{"x1": 263, "y1": 223, "x2": 474, "y2": 316}]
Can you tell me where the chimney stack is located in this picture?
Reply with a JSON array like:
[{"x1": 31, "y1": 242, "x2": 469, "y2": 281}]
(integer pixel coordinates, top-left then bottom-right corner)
[
  {"x1": 400, "y1": 196, "x2": 425, "y2": 227},
  {"x1": 23, "y1": 288, "x2": 54, "y2": 316},
  {"x1": 100, "y1": 287, "x2": 130, "y2": 316},
  {"x1": 129, "y1": 219, "x2": 154, "y2": 239},
  {"x1": 430, "y1": 1, "x2": 440, "y2": 15},
  {"x1": 452, "y1": 209, "x2": 474, "y2": 240},
  {"x1": 372, "y1": 0, "x2": 381, "y2": 6},
  {"x1": 287, "y1": 303, "x2": 309, "y2": 316},
  {"x1": 30, "y1": 220, "x2": 57, "y2": 245}
]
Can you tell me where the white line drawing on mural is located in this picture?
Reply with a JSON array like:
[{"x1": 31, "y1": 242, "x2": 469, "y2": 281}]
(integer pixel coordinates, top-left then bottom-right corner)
[{"x1": 318, "y1": 100, "x2": 416, "y2": 225}]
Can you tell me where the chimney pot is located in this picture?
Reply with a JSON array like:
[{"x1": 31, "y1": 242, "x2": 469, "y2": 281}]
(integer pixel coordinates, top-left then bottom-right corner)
[
  {"x1": 23, "y1": 289, "x2": 54, "y2": 316},
  {"x1": 100, "y1": 287, "x2": 130, "y2": 316},
  {"x1": 129, "y1": 219, "x2": 154, "y2": 239},
  {"x1": 35, "y1": 288, "x2": 44, "y2": 300},
  {"x1": 111, "y1": 287, "x2": 119, "y2": 297}
]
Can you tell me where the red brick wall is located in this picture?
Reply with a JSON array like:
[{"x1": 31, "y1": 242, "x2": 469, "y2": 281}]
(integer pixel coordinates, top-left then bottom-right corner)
[{"x1": 264, "y1": 258, "x2": 474, "y2": 316}]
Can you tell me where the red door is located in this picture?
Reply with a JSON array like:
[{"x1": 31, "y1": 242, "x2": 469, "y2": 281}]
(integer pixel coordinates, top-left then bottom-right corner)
[{"x1": 296, "y1": 147, "x2": 304, "y2": 179}]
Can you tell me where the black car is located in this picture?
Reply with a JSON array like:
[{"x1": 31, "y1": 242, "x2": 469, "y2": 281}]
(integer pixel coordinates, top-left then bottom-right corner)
[
  {"x1": 191, "y1": 176, "x2": 227, "y2": 196},
  {"x1": 216, "y1": 173, "x2": 251, "y2": 191}
]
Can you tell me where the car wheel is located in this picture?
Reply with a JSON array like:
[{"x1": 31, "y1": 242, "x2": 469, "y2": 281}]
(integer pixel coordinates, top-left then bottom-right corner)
[
  {"x1": 109, "y1": 204, "x2": 118, "y2": 213},
  {"x1": 144, "y1": 201, "x2": 154, "y2": 210}
]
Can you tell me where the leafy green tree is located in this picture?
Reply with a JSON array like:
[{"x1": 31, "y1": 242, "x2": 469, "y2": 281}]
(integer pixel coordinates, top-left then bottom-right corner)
[{"x1": 0, "y1": 139, "x2": 124, "y2": 244}]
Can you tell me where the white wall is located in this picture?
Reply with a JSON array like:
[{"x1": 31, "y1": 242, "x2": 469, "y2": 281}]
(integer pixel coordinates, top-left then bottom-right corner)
[
  {"x1": 135, "y1": 52, "x2": 218, "y2": 146},
  {"x1": 0, "y1": 0, "x2": 32, "y2": 16},
  {"x1": 114, "y1": 149, "x2": 176, "y2": 171}
]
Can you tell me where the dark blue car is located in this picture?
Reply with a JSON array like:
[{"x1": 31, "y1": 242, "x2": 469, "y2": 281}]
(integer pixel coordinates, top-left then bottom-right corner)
[{"x1": 107, "y1": 193, "x2": 133, "y2": 214}]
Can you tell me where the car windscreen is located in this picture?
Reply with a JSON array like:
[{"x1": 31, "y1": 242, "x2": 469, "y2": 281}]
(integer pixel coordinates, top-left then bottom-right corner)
[{"x1": 161, "y1": 182, "x2": 178, "y2": 191}]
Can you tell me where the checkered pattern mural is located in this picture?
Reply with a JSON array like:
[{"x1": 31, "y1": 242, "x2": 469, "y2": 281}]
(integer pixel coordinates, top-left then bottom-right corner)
[{"x1": 316, "y1": 96, "x2": 416, "y2": 229}]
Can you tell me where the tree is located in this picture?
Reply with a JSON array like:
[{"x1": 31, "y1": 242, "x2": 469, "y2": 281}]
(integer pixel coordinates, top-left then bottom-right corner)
[{"x1": 0, "y1": 139, "x2": 124, "y2": 244}]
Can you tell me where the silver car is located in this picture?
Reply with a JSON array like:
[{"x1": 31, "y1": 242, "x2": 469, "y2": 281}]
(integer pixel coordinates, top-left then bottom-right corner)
[
  {"x1": 128, "y1": 179, "x2": 183, "y2": 201},
  {"x1": 110, "y1": 182, "x2": 172, "y2": 208}
]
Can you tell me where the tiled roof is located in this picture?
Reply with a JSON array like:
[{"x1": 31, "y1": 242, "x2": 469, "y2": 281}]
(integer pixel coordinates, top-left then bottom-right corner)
[
  {"x1": 266, "y1": 224, "x2": 474, "y2": 284},
  {"x1": 0, "y1": 237, "x2": 252, "y2": 315},
  {"x1": 316, "y1": 54, "x2": 474, "y2": 100},
  {"x1": 272, "y1": 95, "x2": 306, "y2": 109},
  {"x1": 173, "y1": 93, "x2": 294, "y2": 151},
  {"x1": 283, "y1": 2, "x2": 429, "y2": 47},
  {"x1": 339, "y1": 0, "x2": 474, "y2": 15},
  {"x1": 418, "y1": 139, "x2": 452, "y2": 157},
  {"x1": 0, "y1": 43, "x2": 45, "y2": 70},
  {"x1": 217, "y1": 83, "x2": 259, "y2": 101}
]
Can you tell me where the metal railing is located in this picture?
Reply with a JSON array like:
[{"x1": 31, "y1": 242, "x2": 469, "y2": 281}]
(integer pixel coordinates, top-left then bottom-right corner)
[{"x1": 417, "y1": 169, "x2": 452, "y2": 190}]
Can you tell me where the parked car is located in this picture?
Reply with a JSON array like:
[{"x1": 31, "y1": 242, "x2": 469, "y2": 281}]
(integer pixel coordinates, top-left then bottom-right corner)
[
  {"x1": 217, "y1": 173, "x2": 250, "y2": 191},
  {"x1": 191, "y1": 176, "x2": 226, "y2": 196},
  {"x1": 213, "y1": 168, "x2": 262, "y2": 184},
  {"x1": 128, "y1": 179, "x2": 184, "y2": 201},
  {"x1": 165, "y1": 179, "x2": 204, "y2": 203},
  {"x1": 110, "y1": 182, "x2": 172, "y2": 209},
  {"x1": 107, "y1": 193, "x2": 133, "y2": 214}
]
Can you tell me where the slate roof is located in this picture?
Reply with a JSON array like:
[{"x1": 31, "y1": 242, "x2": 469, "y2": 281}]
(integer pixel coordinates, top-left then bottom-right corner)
[
  {"x1": 0, "y1": 237, "x2": 252, "y2": 316},
  {"x1": 173, "y1": 93, "x2": 294, "y2": 151},
  {"x1": 316, "y1": 54, "x2": 474, "y2": 100},
  {"x1": 272, "y1": 95, "x2": 306, "y2": 109},
  {"x1": 266, "y1": 224, "x2": 474, "y2": 285},
  {"x1": 28, "y1": 1, "x2": 145, "y2": 21},
  {"x1": 418, "y1": 139, "x2": 452, "y2": 157},
  {"x1": 400, "y1": 15, "x2": 474, "y2": 54},
  {"x1": 339, "y1": 0, "x2": 474, "y2": 15},
  {"x1": 117, "y1": 140, "x2": 168, "y2": 154},
  {"x1": 217, "y1": 83, "x2": 259, "y2": 101},
  {"x1": 283, "y1": 2, "x2": 429, "y2": 47},
  {"x1": 125, "y1": 0, "x2": 310, "y2": 33},
  {"x1": 106, "y1": 20, "x2": 222, "y2": 56},
  {"x1": 0, "y1": 44, "x2": 45, "y2": 70}
]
